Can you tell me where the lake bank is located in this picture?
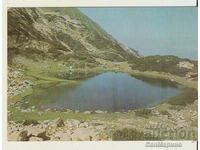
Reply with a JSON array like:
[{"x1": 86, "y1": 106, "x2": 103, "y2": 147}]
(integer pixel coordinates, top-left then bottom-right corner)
[
  {"x1": 19, "y1": 72, "x2": 181, "y2": 112},
  {"x1": 7, "y1": 67, "x2": 198, "y2": 141},
  {"x1": 8, "y1": 100, "x2": 198, "y2": 141}
]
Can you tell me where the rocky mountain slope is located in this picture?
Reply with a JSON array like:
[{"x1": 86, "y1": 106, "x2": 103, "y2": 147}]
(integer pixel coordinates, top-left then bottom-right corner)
[
  {"x1": 8, "y1": 8, "x2": 140, "y2": 72},
  {"x1": 8, "y1": 8, "x2": 197, "y2": 79}
]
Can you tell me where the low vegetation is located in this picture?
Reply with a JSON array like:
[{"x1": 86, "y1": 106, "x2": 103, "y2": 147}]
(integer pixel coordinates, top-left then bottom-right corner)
[
  {"x1": 130, "y1": 55, "x2": 197, "y2": 77},
  {"x1": 112, "y1": 128, "x2": 159, "y2": 140},
  {"x1": 167, "y1": 88, "x2": 198, "y2": 106},
  {"x1": 134, "y1": 109, "x2": 152, "y2": 119}
]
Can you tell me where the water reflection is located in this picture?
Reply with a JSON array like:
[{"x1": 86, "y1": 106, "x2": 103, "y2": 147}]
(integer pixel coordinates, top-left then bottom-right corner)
[{"x1": 24, "y1": 72, "x2": 180, "y2": 112}]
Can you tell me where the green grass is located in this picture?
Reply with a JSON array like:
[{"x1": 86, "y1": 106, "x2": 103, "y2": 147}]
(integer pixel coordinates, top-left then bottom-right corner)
[
  {"x1": 9, "y1": 87, "x2": 33, "y2": 103},
  {"x1": 134, "y1": 109, "x2": 152, "y2": 119},
  {"x1": 167, "y1": 88, "x2": 198, "y2": 106},
  {"x1": 8, "y1": 64, "x2": 198, "y2": 124},
  {"x1": 8, "y1": 107, "x2": 92, "y2": 122},
  {"x1": 8, "y1": 70, "x2": 198, "y2": 122},
  {"x1": 8, "y1": 106, "x2": 133, "y2": 122}
]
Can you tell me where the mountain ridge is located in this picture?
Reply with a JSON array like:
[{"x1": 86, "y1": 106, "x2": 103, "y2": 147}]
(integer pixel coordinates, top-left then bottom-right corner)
[{"x1": 8, "y1": 8, "x2": 197, "y2": 78}]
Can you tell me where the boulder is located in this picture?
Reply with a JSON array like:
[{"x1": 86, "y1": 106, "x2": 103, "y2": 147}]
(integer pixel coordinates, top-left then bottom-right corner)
[
  {"x1": 43, "y1": 120, "x2": 50, "y2": 125},
  {"x1": 79, "y1": 122, "x2": 89, "y2": 128},
  {"x1": 94, "y1": 110, "x2": 106, "y2": 114},
  {"x1": 54, "y1": 118, "x2": 65, "y2": 127},
  {"x1": 17, "y1": 130, "x2": 30, "y2": 141},
  {"x1": 177, "y1": 61, "x2": 194, "y2": 70},
  {"x1": 26, "y1": 126, "x2": 46, "y2": 137},
  {"x1": 8, "y1": 131, "x2": 20, "y2": 141},
  {"x1": 71, "y1": 128, "x2": 96, "y2": 141},
  {"x1": 95, "y1": 125, "x2": 106, "y2": 130},
  {"x1": 176, "y1": 120, "x2": 186, "y2": 129},
  {"x1": 37, "y1": 131, "x2": 50, "y2": 141},
  {"x1": 185, "y1": 72, "x2": 198, "y2": 80},
  {"x1": 53, "y1": 131, "x2": 72, "y2": 141},
  {"x1": 67, "y1": 119, "x2": 80, "y2": 128},
  {"x1": 84, "y1": 111, "x2": 91, "y2": 114}
]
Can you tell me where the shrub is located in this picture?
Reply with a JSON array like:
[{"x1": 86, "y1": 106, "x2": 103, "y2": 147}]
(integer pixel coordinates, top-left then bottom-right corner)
[
  {"x1": 135, "y1": 109, "x2": 152, "y2": 118},
  {"x1": 22, "y1": 119, "x2": 39, "y2": 126},
  {"x1": 112, "y1": 128, "x2": 159, "y2": 141}
]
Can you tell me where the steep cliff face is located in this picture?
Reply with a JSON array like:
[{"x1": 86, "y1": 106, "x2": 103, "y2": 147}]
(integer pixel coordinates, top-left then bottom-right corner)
[{"x1": 8, "y1": 8, "x2": 140, "y2": 71}]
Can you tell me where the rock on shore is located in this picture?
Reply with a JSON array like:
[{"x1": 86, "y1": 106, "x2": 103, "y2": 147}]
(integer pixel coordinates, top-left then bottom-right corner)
[
  {"x1": 8, "y1": 118, "x2": 110, "y2": 141},
  {"x1": 8, "y1": 67, "x2": 33, "y2": 97}
]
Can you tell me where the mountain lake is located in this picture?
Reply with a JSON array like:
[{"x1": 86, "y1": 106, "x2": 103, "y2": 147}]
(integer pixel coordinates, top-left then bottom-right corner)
[{"x1": 22, "y1": 72, "x2": 181, "y2": 112}]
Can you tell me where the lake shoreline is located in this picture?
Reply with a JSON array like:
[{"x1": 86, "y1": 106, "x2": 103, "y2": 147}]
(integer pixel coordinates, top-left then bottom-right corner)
[{"x1": 7, "y1": 67, "x2": 198, "y2": 141}]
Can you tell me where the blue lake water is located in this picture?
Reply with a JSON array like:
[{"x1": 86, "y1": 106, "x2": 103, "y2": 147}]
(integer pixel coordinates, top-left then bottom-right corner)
[{"x1": 24, "y1": 72, "x2": 180, "y2": 112}]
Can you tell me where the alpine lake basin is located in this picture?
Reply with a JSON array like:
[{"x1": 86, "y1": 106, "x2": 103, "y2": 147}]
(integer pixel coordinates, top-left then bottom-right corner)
[{"x1": 21, "y1": 72, "x2": 181, "y2": 112}]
